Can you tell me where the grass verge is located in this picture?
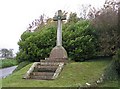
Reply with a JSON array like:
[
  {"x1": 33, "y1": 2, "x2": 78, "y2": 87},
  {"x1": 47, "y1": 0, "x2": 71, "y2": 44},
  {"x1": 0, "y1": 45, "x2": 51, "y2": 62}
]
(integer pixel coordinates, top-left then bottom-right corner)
[
  {"x1": 2, "y1": 58, "x2": 113, "y2": 87},
  {"x1": 98, "y1": 80, "x2": 119, "y2": 87},
  {"x1": 0, "y1": 59, "x2": 18, "y2": 69},
  {"x1": 13, "y1": 61, "x2": 31, "y2": 72}
]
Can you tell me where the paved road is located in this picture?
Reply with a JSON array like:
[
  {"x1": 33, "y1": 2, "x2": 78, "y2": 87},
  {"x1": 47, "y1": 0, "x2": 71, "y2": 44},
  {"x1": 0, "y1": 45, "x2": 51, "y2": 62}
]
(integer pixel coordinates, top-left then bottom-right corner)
[{"x1": 0, "y1": 66, "x2": 17, "y2": 79}]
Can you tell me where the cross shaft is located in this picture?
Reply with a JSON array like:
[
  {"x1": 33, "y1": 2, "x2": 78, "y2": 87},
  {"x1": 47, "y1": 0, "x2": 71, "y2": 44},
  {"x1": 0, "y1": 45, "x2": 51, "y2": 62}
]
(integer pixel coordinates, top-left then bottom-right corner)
[{"x1": 53, "y1": 10, "x2": 66, "y2": 46}]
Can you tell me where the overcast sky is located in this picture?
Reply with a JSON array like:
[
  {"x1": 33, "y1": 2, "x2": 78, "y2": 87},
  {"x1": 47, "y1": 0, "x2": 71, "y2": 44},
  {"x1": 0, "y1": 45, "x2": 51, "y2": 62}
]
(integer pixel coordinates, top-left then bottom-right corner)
[{"x1": 0, "y1": 0, "x2": 105, "y2": 54}]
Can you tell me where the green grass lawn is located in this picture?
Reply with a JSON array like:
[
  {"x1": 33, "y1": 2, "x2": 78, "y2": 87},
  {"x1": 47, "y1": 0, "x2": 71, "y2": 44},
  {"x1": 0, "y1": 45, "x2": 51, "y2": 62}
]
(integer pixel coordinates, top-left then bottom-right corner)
[
  {"x1": 98, "y1": 80, "x2": 119, "y2": 87},
  {"x1": 2, "y1": 58, "x2": 114, "y2": 87},
  {"x1": 0, "y1": 79, "x2": 2, "y2": 89}
]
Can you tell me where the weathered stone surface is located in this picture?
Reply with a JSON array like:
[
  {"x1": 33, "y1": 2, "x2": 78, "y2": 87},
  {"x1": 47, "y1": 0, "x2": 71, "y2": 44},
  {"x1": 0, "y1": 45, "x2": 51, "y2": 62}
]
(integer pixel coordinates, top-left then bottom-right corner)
[
  {"x1": 24, "y1": 60, "x2": 64, "y2": 80},
  {"x1": 49, "y1": 46, "x2": 68, "y2": 61},
  {"x1": 33, "y1": 67, "x2": 57, "y2": 72},
  {"x1": 36, "y1": 65, "x2": 58, "y2": 69},
  {"x1": 31, "y1": 72, "x2": 54, "y2": 76},
  {"x1": 49, "y1": 10, "x2": 68, "y2": 62},
  {"x1": 40, "y1": 61, "x2": 60, "y2": 66},
  {"x1": 30, "y1": 75, "x2": 53, "y2": 80},
  {"x1": 23, "y1": 62, "x2": 39, "y2": 79},
  {"x1": 52, "y1": 62, "x2": 64, "y2": 79}
]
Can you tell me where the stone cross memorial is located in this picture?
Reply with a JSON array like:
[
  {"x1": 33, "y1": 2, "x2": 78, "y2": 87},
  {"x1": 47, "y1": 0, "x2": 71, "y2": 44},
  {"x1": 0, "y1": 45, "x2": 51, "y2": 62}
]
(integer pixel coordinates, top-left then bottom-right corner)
[
  {"x1": 49, "y1": 10, "x2": 68, "y2": 61},
  {"x1": 23, "y1": 10, "x2": 67, "y2": 80},
  {"x1": 53, "y1": 10, "x2": 66, "y2": 46}
]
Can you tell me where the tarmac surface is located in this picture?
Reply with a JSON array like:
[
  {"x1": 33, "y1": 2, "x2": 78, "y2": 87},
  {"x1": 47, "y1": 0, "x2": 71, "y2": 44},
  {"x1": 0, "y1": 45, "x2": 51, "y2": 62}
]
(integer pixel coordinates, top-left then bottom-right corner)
[{"x1": 0, "y1": 66, "x2": 17, "y2": 79}]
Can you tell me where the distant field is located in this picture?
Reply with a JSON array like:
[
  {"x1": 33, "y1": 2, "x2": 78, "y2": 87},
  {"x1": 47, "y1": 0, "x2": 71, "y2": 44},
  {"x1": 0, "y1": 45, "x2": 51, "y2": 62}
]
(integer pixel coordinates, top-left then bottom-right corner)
[
  {"x1": 2, "y1": 58, "x2": 116, "y2": 87},
  {"x1": 0, "y1": 59, "x2": 18, "y2": 68}
]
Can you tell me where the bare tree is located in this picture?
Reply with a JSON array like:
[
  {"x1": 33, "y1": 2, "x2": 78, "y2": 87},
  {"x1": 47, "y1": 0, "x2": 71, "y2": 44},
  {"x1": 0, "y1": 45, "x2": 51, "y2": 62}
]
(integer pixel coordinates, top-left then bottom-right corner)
[{"x1": 90, "y1": 0, "x2": 120, "y2": 56}]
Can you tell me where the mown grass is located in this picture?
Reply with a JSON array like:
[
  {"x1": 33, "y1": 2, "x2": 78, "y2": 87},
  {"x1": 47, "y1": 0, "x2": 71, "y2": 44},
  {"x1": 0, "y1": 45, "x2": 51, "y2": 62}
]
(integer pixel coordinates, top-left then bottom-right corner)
[
  {"x1": 0, "y1": 79, "x2": 2, "y2": 89},
  {"x1": 13, "y1": 61, "x2": 31, "y2": 72},
  {"x1": 98, "y1": 80, "x2": 119, "y2": 88},
  {"x1": 0, "y1": 59, "x2": 18, "y2": 69},
  {"x1": 2, "y1": 58, "x2": 113, "y2": 87}
]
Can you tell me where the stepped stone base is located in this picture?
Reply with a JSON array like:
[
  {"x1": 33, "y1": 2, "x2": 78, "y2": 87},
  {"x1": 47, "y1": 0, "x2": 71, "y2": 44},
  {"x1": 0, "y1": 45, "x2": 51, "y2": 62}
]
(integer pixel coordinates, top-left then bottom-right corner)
[
  {"x1": 23, "y1": 60, "x2": 64, "y2": 80},
  {"x1": 23, "y1": 46, "x2": 68, "y2": 80},
  {"x1": 49, "y1": 46, "x2": 68, "y2": 61}
]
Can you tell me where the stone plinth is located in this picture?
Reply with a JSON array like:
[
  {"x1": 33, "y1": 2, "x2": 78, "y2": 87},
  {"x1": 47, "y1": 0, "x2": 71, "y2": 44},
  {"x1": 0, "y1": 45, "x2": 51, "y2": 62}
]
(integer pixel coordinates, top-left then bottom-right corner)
[{"x1": 49, "y1": 46, "x2": 68, "y2": 61}]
